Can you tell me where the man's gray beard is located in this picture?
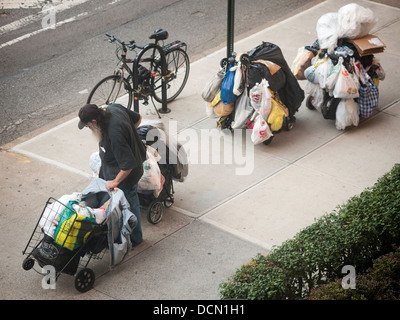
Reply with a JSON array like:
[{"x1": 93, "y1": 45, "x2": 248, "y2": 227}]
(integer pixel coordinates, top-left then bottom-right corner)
[{"x1": 91, "y1": 126, "x2": 103, "y2": 142}]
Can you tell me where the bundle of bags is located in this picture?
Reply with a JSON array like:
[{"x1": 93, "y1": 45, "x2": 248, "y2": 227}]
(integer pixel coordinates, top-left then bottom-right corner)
[
  {"x1": 202, "y1": 66, "x2": 289, "y2": 145},
  {"x1": 138, "y1": 145, "x2": 165, "y2": 197},
  {"x1": 201, "y1": 63, "x2": 240, "y2": 120},
  {"x1": 91, "y1": 145, "x2": 165, "y2": 197},
  {"x1": 315, "y1": 3, "x2": 377, "y2": 54},
  {"x1": 291, "y1": 3, "x2": 385, "y2": 130},
  {"x1": 39, "y1": 193, "x2": 108, "y2": 249}
]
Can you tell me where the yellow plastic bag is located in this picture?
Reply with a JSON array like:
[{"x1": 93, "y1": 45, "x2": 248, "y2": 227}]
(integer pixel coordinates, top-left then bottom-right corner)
[
  {"x1": 54, "y1": 201, "x2": 96, "y2": 251},
  {"x1": 267, "y1": 93, "x2": 289, "y2": 132},
  {"x1": 208, "y1": 90, "x2": 221, "y2": 108}
]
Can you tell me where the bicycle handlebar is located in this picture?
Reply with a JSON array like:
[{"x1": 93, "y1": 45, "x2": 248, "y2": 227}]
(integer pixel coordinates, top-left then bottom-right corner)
[{"x1": 105, "y1": 33, "x2": 143, "y2": 51}]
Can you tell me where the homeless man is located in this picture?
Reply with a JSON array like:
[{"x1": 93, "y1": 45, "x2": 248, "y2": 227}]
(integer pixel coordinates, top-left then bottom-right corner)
[{"x1": 78, "y1": 103, "x2": 146, "y2": 246}]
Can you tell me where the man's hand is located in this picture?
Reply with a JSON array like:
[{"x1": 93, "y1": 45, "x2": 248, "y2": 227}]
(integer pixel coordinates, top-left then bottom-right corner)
[
  {"x1": 106, "y1": 180, "x2": 119, "y2": 191},
  {"x1": 106, "y1": 169, "x2": 132, "y2": 191}
]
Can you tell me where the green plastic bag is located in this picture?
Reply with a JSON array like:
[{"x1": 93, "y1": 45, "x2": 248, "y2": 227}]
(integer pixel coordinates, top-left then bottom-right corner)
[{"x1": 54, "y1": 200, "x2": 96, "y2": 251}]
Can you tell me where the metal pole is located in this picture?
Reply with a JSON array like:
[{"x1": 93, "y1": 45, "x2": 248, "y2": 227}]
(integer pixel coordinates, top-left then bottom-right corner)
[
  {"x1": 227, "y1": 0, "x2": 235, "y2": 58},
  {"x1": 159, "y1": 49, "x2": 170, "y2": 114}
]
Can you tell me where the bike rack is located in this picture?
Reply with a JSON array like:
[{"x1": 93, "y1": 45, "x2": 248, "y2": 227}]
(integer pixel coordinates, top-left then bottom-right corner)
[{"x1": 133, "y1": 44, "x2": 170, "y2": 114}]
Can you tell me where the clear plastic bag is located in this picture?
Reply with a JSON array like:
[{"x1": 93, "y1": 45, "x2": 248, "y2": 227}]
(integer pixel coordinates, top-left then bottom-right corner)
[
  {"x1": 231, "y1": 62, "x2": 245, "y2": 96},
  {"x1": 138, "y1": 146, "x2": 162, "y2": 191},
  {"x1": 201, "y1": 69, "x2": 225, "y2": 102},
  {"x1": 337, "y1": 3, "x2": 377, "y2": 40},
  {"x1": 316, "y1": 58, "x2": 333, "y2": 89},
  {"x1": 231, "y1": 93, "x2": 253, "y2": 129},
  {"x1": 291, "y1": 47, "x2": 314, "y2": 80},
  {"x1": 305, "y1": 81, "x2": 324, "y2": 111},
  {"x1": 259, "y1": 79, "x2": 271, "y2": 121},
  {"x1": 335, "y1": 99, "x2": 359, "y2": 130},
  {"x1": 316, "y1": 12, "x2": 339, "y2": 54}
]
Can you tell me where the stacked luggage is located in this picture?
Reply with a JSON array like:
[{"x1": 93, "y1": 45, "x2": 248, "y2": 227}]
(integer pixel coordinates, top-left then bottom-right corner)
[
  {"x1": 292, "y1": 3, "x2": 386, "y2": 130},
  {"x1": 202, "y1": 42, "x2": 304, "y2": 145}
]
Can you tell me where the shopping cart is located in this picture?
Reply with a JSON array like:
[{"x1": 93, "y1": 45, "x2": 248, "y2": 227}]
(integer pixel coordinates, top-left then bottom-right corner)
[
  {"x1": 137, "y1": 123, "x2": 188, "y2": 224},
  {"x1": 139, "y1": 161, "x2": 175, "y2": 224},
  {"x1": 22, "y1": 196, "x2": 109, "y2": 292}
]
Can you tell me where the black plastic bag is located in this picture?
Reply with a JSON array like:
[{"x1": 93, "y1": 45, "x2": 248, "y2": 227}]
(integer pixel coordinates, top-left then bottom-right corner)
[{"x1": 32, "y1": 235, "x2": 80, "y2": 275}]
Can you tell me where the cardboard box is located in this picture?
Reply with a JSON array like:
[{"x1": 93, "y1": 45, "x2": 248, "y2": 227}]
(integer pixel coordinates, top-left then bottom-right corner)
[{"x1": 348, "y1": 34, "x2": 386, "y2": 56}]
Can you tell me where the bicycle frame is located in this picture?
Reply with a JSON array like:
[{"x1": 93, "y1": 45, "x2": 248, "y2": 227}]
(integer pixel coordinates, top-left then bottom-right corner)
[
  {"x1": 112, "y1": 39, "x2": 168, "y2": 114},
  {"x1": 95, "y1": 31, "x2": 188, "y2": 114},
  {"x1": 133, "y1": 43, "x2": 169, "y2": 113}
]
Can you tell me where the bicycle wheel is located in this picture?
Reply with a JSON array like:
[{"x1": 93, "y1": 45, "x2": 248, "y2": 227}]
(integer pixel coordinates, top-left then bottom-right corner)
[
  {"x1": 152, "y1": 48, "x2": 190, "y2": 103},
  {"x1": 87, "y1": 75, "x2": 133, "y2": 109}
]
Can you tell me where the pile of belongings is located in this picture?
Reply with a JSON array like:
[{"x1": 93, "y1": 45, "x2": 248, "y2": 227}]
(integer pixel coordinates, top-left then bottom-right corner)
[
  {"x1": 202, "y1": 41, "x2": 304, "y2": 145},
  {"x1": 33, "y1": 179, "x2": 138, "y2": 272},
  {"x1": 291, "y1": 3, "x2": 386, "y2": 130}
]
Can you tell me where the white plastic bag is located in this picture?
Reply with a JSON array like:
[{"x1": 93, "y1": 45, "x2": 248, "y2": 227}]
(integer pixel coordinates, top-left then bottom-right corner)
[
  {"x1": 231, "y1": 62, "x2": 244, "y2": 96},
  {"x1": 259, "y1": 79, "x2": 271, "y2": 121},
  {"x1": 138, "y1": 146, "x2": 162, "y2": 191},
  {"x1": 249, "y1": 82, "x2": 262, "y2": 111},
  {"x1": 333, "y1": 63, "x2": 359, "y2": 99},
  {"x1": 231, "y1": 93, "x2": 253, "y2": 129},
  {"x1": 337, "y1": 3, "x2": 377, "y2": 40},
  {"x1": 305, "y1": 81, "x2": 324, "y2": 111},
  {"x1": 39, "y1": 193, "x2": 82, "y2": 238},
  {"x1": 250, "y1": 79, "x2": 271, "y2": 121},
  {"x1": 93, "y1": 208, "x2": 107, "y2": 224},
  {"x1": 335, "y1": 99, "x2": 359, "y2": 130},
  {"x1": 71, "y1": 203, "x2": 107, "y2": 225},
  {"x1": 201, "y1": 69, "x2": 225, "y2": 102},
  {"x1": 251, "y1": 114, "x2": 273, "y2": 144},
  {"x1": 325, "y1": 57, "x2": 343, "y2": 93},
  {"x1": 205, "y1": 103, "x2": 218, "y2": 118},
  {"x1": 316, "y1": 58, "x2": 332, "y2": 89},
  {"x1": 90, "y1": 151, "x2": 101, "y2": 175},
  {"x1": 316, "y1": 12, "x2": 339, "y2": 54}
]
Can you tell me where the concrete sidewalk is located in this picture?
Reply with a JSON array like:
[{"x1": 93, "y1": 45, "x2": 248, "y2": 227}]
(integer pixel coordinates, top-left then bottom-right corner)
[{"x1": 1, "y1": 0, "x2": 400, "y2": 300}]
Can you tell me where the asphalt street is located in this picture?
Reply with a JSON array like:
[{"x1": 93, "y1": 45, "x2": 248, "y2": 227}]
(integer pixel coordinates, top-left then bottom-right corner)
[{"x1": 0, "y1": 0, "x2": 317, "y2": 147}]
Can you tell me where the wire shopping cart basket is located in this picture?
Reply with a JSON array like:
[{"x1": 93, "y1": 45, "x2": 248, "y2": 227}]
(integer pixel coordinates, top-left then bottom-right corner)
[{"x1": 22, "y1": 196, "x2": 109, "y2": 292}]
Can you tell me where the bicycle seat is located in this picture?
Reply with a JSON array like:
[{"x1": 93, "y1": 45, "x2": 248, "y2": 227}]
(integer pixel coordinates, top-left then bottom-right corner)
[{"x1": 149, "y1": 29, "x2": 168, "y2": 41}]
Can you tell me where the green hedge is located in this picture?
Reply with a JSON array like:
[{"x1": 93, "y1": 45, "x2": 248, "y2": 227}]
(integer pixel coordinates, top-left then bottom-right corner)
[
  {"x1": 219, "y1": 163, "x2": 400, "y2": 300},
  {"x1": 308, "y1": 247, "x2": 400, "y2": 300}
]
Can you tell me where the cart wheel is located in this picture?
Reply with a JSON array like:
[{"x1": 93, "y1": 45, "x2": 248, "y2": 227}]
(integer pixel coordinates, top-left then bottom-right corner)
[
  {"x1": 282, "y1": 116, "x2": 296, "y2": 131},
  {"x1": 262, "y1": 136, "x2": 274, "y2": 145},
  {"x1": 220, "y1": 57, "x2": 229, "y2": 69},
  {"x1": 306, "y1": 95, "x2": 316, "y2": 110},
  {"x1": 22, "y1": 257, "x2": 35, "y2": 271},
  {"x1": 75, "y1": 268, "x2": 95, "y2": 293},
  {"x1": 147, "y1": 201, "x2": 164, "y2": 224},
  {"x1": 286, "y1": 119, "x2": 295, "y2": 131},
  {"x1": 163, "y1": 195, "x2": 174, "y2": 208}
]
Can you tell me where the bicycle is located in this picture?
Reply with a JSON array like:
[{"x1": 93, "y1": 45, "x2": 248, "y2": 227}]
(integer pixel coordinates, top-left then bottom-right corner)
[{"x1": 87, "y1": 29, "x2": 190, "y2": 116}]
